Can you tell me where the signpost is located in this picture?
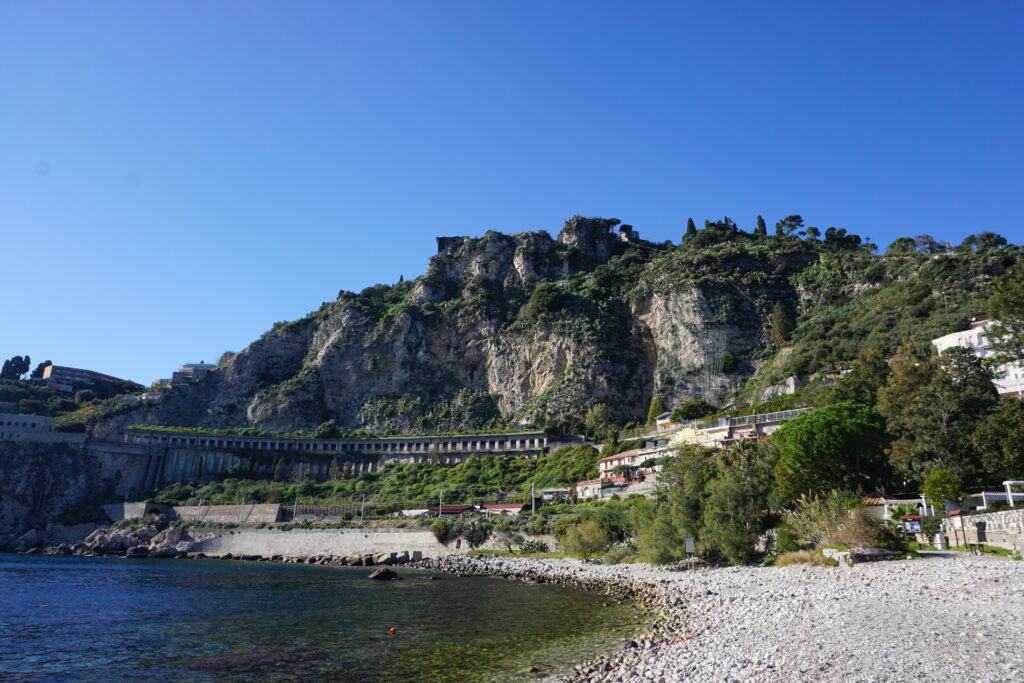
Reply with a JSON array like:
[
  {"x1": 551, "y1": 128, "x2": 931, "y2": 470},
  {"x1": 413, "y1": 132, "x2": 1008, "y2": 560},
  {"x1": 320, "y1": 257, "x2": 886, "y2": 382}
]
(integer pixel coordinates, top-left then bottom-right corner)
[
  {"x1": 900, "y1": 515, "x2": 924, "y2": 544},
  {"x1": 948, "y1": 510, "x2": 965, "y2": 548}
]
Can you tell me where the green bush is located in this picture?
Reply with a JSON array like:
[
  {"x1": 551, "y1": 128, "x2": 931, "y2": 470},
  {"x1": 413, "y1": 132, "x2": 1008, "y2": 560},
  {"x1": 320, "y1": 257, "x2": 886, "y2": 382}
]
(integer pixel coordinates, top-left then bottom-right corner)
[
  {"x1": 920, "y1": 515, "x2": 943, "y2": 537},
  {"x1": 461, "y1": 520, "x2": 493, "y2": 549},
  {"x1": 786, "y1": 491, "x2": 903, "y2": 551},
  {"x1": 551, "y1": 515, "x2": 579, "y2": 538},
  {"x1": 519, "y1": 539, "x2": 549, "y2": 553},
  {"x1": 431, "y1": 518, "x2": 456, "y2": 545},
  {"x1": 776, "y1": 550, "x2": 838, "y2": 567},
  {"x1": 774, "y1": 521, "x2": 801, "y2": 554},
  {"x1": 75, "y1": 390, "x2": 97, "y2": 404},
  {"x1": 559, "y1": 520, "x2": 608, "y2": 559},
  {"x1": 671, "y1": 400, "x2": 716, "y2": 422},
  {"x1": 602, "y1": 545, "x2": 635, "y2": 565}
]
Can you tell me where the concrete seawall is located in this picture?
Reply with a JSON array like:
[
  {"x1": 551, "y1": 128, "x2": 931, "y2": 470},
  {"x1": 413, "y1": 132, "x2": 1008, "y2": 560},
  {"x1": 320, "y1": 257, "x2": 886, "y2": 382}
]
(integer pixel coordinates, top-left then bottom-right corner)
[
  {"x1": 190, "y1": 528, "x2": 456, "y2": 558},
  {"x1": 188, "y1": 528, "x2": 559, "y2": 559}
]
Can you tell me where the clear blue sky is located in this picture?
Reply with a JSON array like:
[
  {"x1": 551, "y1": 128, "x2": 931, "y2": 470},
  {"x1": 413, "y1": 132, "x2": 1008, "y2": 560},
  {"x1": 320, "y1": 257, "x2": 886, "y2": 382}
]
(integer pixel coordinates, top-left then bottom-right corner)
[{"x1": 2, "y1": 2, "x2": 1022, "y2": 384}]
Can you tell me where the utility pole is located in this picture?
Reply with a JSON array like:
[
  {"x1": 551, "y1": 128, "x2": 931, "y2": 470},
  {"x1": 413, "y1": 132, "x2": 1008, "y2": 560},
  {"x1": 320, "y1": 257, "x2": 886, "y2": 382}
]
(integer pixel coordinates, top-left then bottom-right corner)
[
  {"x1": 360, "y1": 494, "x2": 366, "y2": 524},
  {"x1": 531, "y1": 482, "x2": 536, "y2": 514},
  {"x1": 439, "y1": 488, "x2": 443, "y2": 517}
]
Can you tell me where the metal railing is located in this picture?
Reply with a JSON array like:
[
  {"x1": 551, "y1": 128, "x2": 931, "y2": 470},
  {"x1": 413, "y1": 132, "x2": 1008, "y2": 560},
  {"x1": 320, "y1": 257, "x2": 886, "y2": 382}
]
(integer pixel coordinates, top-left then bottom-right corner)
[{"x1": 726, "y1": 408, "x2": 812, "y2": 427}]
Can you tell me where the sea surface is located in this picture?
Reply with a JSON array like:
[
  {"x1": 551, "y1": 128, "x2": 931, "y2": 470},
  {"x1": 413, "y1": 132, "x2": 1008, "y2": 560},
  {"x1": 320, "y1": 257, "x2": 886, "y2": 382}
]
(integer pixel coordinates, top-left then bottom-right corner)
[{"x1": 0, "y1": 554, "x2": 640, "y2": 682}]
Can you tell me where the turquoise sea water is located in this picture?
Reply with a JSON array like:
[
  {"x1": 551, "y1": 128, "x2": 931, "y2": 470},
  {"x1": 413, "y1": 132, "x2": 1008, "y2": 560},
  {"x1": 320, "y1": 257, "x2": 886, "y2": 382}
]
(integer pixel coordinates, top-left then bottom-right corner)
[{"x1": 0, "y1": 554, "x2": 639, "y2": 681}]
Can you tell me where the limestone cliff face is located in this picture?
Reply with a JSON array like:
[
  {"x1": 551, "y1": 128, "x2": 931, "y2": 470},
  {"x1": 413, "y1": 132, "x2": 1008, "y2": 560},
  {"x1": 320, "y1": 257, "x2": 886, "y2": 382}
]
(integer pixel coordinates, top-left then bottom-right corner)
[
  {"x1": 100, "y1": 217, "x2": 807, "y2": 435},
  {"x1": 633, "y1": 288, "x2": 763, "y2": 410}
]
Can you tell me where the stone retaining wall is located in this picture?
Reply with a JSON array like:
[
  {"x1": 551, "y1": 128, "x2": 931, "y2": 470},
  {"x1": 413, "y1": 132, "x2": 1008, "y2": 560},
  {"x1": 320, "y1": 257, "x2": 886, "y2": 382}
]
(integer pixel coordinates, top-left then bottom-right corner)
[
  {"x1": 172, "y1": 504, "x2": 282, "y2": 524},
  {"x1": 943, "y1": 509, "x2": 1024, "y2": 551}
]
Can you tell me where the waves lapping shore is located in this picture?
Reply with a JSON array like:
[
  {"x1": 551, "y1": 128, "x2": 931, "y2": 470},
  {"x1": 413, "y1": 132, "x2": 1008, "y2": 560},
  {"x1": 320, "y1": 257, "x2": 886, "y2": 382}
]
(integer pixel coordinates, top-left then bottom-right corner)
[{"x1": 415, "y1": 553, "x2": 1024, "y2": 682}]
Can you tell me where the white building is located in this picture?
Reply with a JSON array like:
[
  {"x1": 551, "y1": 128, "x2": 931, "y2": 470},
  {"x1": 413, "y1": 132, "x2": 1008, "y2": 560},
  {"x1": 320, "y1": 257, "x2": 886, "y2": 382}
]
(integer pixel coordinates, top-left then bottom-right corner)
[{"x1": 932, "y1": 316, "x2": 1024, "y2": 397}]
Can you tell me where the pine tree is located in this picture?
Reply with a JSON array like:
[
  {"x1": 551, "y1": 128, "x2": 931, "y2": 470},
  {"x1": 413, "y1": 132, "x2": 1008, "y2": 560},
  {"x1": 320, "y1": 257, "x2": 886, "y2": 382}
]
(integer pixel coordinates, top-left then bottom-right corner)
[
  {"x1": 775, "y1": 215, "x2": 803, "y2": 237},
  {"x1": 755, "y1": 215, "x2": 767, "y2": 235}
]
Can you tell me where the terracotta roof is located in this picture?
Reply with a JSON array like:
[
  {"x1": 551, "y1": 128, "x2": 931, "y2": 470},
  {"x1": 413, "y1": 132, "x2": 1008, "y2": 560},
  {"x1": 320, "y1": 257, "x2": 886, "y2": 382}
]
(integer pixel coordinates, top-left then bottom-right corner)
[{"x1": 599, "y1": 449, "x2": 642, "y2": 462}]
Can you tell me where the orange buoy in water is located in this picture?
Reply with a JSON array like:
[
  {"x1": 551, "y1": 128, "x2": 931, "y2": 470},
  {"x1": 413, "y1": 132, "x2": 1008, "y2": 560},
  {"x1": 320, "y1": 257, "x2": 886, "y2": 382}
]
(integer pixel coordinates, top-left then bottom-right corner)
[{"x1": 389, "y1": 627, "x2": 397, "y2": 635}]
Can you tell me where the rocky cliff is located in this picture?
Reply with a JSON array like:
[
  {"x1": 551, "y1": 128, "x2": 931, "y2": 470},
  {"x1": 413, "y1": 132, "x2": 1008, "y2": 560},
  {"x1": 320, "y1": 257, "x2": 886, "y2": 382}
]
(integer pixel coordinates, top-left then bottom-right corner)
[
  {"x1": 92, "y1": 217, "x2": 1018, "y2": 435},
  {"x1": 0, "y1": 441, "x2": 134, "y2": 544}
]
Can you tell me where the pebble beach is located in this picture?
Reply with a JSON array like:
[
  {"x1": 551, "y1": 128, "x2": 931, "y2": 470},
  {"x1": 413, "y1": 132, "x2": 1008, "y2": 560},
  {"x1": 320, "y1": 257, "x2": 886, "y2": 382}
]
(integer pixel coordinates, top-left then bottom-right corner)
[{"x1": 416, "y1": 552, "x2": 1024, "y2": 682}]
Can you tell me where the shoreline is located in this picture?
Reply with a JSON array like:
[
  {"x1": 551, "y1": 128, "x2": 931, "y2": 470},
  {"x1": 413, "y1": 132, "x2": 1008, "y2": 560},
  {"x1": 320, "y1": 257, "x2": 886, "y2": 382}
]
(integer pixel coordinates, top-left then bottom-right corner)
[
  {"x1": 13, "y1": 534, "x2": 1024, "y2": 681},
  {"x1": 413, "y1": 555, "x2": 683, "y2": 682},
  {"x1": 413, "y1": 552, "x2": 1024, "y2": 682}
]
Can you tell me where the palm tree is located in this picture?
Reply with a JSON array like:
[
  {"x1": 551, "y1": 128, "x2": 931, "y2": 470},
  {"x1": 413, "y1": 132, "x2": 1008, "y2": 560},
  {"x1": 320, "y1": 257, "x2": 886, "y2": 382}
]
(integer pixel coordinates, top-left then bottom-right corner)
[{"x1": 888, "y1": 502, "x2": 920, "y2": 526}]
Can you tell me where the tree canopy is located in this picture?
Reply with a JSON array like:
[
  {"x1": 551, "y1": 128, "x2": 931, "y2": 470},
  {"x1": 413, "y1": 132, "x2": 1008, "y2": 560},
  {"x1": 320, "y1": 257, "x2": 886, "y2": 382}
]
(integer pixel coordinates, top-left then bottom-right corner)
[
  {"x1": 988, "y1": 264, "x2": 1024, "y2": 365},
  {"x1": 1, "y1": 355, "x2": 31, "y2": 380},
  {"x1": 772, "y1": 401, "x2": 887, "y2": 498}
]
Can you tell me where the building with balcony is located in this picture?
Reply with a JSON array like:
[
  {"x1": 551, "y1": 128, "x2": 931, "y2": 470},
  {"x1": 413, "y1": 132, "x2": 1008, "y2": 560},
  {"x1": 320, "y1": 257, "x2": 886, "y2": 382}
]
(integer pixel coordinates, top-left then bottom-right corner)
[
  {"x1": 932, "y1": 316, "x2": 1024, "y2": 397},
  {"x1": 41, "y1": 365, "x2": 125, "y2": 387},
  {"x1": 168, "y1": 362, "x2": 218, "y2": 387}
]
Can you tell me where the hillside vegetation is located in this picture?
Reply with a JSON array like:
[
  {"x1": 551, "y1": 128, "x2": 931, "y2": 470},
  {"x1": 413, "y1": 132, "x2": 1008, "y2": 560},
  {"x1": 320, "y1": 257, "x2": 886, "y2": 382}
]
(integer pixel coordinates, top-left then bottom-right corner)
[{"x1": 91, "y1": 216, "x2": 1020, "y2": 437}]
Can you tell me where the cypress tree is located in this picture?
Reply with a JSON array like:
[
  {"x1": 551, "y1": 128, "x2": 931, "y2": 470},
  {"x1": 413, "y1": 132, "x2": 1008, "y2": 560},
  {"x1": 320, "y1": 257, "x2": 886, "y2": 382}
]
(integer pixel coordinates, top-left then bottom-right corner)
[
  {"x1": 647, "y1": 395, "x2": 667, "y2": 425},
  {"x1": 686, "y1": 217, "x2": 697, "y2": 236},
  {"x1": 769, "y1": 303, "x2": 791, "y2": 348},
  {"x1": 756, "y1": 215, "x2": 767, "y2": 235}
]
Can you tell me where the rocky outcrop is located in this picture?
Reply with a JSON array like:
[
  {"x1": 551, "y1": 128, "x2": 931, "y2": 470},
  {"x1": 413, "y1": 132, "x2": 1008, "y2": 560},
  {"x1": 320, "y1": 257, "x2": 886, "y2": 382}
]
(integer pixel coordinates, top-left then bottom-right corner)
[
  {"x1": 91, "y1": 217, "x2": 812, "y2": 435},
  {"x1": 36, "y1": 523, "x2": 194, "y2": 558},
  {"x1": 760, "y1": 374, "x2": 808, "y2": 402},
  {"x1": 0, "y1": 441, "x2": 142, "y2": 545}
]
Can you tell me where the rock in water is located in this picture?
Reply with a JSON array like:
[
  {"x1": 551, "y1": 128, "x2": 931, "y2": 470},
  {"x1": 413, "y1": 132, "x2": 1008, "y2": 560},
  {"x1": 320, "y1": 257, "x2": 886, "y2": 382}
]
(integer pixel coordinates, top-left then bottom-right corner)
[{"x1": 368, "y1": 568, "x2": 399, "y2": 581}]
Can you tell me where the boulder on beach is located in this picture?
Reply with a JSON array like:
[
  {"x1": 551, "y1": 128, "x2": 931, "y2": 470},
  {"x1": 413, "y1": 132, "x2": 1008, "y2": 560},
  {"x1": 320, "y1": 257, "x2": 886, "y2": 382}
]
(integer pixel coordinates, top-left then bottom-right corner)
[
  {"x1": 149, "y1": 527, "x2": 183, "y2": 547},
  {"x1": 368, "y1": 568, "x2": 399, "y2": 581}
]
